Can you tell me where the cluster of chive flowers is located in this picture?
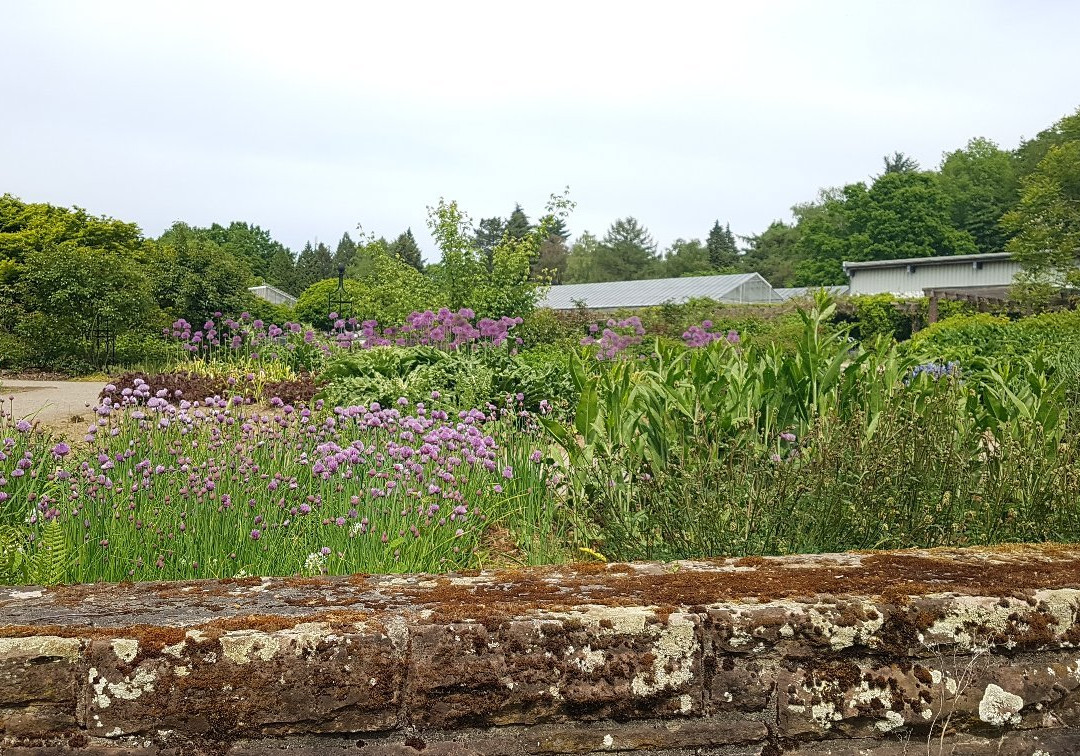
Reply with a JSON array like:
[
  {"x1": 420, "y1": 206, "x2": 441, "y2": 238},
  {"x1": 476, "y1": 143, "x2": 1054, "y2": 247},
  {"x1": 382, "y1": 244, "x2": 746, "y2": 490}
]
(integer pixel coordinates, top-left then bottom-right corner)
[
  {"x1": 2, "y1": 378, "x2": 554, "y2": 581},
  {"x1": 580, "y1": 316, "x2": 646, "y2": 360},
  {"x1": 355, "y1": 308, "x2": 524, "y2": 351},
  {"x1": 167, "y1": 313, "x2": 315, "y2": 357},
  {"x1": 682, "y1": 320, "x2": 741, "y2": 348}
]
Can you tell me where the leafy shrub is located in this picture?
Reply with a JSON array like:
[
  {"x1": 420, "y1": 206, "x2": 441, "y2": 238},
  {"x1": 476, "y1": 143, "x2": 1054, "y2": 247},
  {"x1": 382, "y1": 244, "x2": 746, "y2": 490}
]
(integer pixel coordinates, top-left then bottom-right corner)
[
  {"x1": 113, "y1": 332, "x2": 172, "y2": 372},
  {"x1": 294, "y1": 279, "x2": 372, "y2": 330},
  {"x1": 320, "y1": 345, "x2": 573, "y2": 414},
  {"x1": 909, "y1": 309, "x2": 1080, "y2": 364},
  {"x1": 0, "y1": 332, "x2": 33, "y2": 371},
  {"x1": 517, "y1": 306, "x2": 591, "y2": 347}
]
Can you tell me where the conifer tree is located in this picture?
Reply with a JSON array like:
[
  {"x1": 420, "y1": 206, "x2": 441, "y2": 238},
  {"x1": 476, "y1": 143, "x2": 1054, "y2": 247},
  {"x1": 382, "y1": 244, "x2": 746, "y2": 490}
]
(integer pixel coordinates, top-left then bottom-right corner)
[
  {"x1": 333, "y1": 232, "x2": 358, "y2": 270},
  {"x1": 506, "y1": 204, "x2": 532, "y2": 240},
  {"x1": 389, "y1": 228, "x2": 424, "y2": 271},
  {"x1": 706, "y1": 220, "x2": 739, "y2": 269}
]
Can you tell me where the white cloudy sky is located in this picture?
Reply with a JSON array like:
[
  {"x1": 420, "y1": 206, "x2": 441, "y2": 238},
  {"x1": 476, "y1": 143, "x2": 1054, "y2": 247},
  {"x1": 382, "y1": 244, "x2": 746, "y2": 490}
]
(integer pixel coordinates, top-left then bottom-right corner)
[{"x1": 3, "y1": 1, "x2": 1078, "y2": 261}]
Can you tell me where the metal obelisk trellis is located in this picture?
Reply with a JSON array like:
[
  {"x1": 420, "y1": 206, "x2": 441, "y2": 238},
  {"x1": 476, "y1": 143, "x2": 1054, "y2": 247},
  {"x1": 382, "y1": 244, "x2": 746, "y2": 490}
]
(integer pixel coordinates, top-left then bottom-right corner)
[
  {"x1": 87, "y1": 313, "x2": 116, "y2": 371},
  {"x1": 327, "y1": 264, "x2": 353, "y2": 325}
]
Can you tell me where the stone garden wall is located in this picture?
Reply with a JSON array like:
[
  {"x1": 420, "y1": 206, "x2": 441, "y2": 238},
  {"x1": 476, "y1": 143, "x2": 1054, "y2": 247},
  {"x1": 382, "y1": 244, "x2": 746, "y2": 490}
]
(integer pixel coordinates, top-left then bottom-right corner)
[{"x1": 2, "y1": 544, "x2": 1079, "y2": 754}]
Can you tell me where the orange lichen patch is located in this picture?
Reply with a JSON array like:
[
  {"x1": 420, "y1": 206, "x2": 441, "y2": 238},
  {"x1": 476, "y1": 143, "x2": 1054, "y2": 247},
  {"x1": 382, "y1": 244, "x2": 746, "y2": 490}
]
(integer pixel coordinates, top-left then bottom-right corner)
[
  {"x1": 397, "y1": 544, "x2": 1080, "y2": 623},
  {"x1": 3, "y1": 544, "x2": 1079, "y2": 640},
  {"x1": 0, "y1": 623, "x2": 187, "y2": 647}
]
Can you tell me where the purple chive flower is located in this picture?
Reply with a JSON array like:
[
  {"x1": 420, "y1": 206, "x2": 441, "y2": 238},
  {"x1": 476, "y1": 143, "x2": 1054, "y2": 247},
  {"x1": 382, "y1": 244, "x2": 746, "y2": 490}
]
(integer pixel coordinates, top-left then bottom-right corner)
[
  {"x1": 250, "y1": 529, "x2": 261, "y2": 540},
  {"x1": 780, "y1": 432, "x2": 796, "y2": 442},
  {"x1": 15, "y1": 420, "x2": 31, "y2": 433},
  {"x1": 51, "y1": 442, "x2": 71, "y2": 458}
]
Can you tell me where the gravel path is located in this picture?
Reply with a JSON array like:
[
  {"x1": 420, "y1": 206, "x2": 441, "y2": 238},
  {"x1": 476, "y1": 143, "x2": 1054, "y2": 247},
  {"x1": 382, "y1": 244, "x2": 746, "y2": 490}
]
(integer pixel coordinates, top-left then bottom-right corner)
[{"x1": 1, "y1": 379, "x2": 104, "y2": 426}]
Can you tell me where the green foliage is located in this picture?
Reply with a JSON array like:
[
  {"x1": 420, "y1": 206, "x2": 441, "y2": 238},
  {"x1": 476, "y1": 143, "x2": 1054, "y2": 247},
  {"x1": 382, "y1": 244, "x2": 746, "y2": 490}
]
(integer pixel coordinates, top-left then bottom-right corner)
[
  {"x1": 474, "y1": 216, "x2": 506, "y2": 271},
  {"x1": 847, "y1": 294, "x2": 914, "y2": 341},
  {"x1": 938, "y1": 137, "x2": 1020, "y2": 253},
  {"x1": 426, "y1": 190, "x2": 575, "y2": 318},
  {"x1": 531, "y1": 235, "x2": 570, "y2": 283},
  {"x1": 0, "y1": 332, "x2": 33, "y2": 370},
  {"x1": 320, "y1": 345, "x2": 575, "y2": 415},
  {"x1": 153, "y1": 223, "x2": 256, "y2": 324},
  {"x1": 517, "y1": 305, "x2": 591, "y2": 347},
  {"x1": 1003, "y1": 142, "x2": 1080, "y2": 290},
  {"x1": 265, "y1": 246, "x2": 298, "y2": 295},
  {"x1": 564, "y1": 231, "x2": 601, "y2": 283},
  {"x1": 17, "y1": 244, "x2": 157, "y2": 368},
  {"x1": 881, "y1": 151, "x2": 920, "y2": 174},
  {"x1": 592, "y1": 217, "x2": 659, "y2": 282},
  {"x1": 545, "y1": 297, "x2": 1076, "y2": 561},
  {"x1": 706, "y1": 220, "x2": 738, "y2": 270},
  {"x1": 505, "y1": 204, "x2": 532, "y2": 240},
  {"x1": 294, "y1": 241, "x2": 336, "y2": 293},
  {"x1": 295, "y1": 278, "x2": 371, "y2": 329},
  {"x1": 662, "y1": 238, "x2": 713, "y2": 278},
  {"x1": 794, "y1": 174, "x2": 978, "y2": 286},
  {"x1": 295, "y1": 242, "x2": 438, "y2": 328},
  {"x1": 910, "y1": 309, "x2": 1080, "y2": 365},
  {"x1": 389, "y1": 228, "x2": 424, "y2": 271},
  {"x1": 737, "y1": 221, "x2": 802, "y2": 287},
  {"x1": 1015, "y1": 106, "x2": 1080, "y2": 175},
  {"x1": 193, "y1": 221, "x2": 290, "y2": 281},
  {"x1": 333, "y1": 232, "x2": 358, "y2": 271},
  {"x1": 0, "y1": 194, "x2": 142, "y2": 264}
]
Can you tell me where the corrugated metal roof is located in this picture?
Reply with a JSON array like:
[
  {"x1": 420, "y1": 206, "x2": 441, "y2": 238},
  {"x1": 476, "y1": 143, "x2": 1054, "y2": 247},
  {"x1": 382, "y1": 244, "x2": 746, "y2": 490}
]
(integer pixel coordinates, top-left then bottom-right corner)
[
  {"x1": 842, "y1": 252, "x2": 1012, "y2": 271},
  {"x1": 775, "y1": 286, "x2": 849, "y2": 300},
  {"x1": 540, "y1": 273, "x2": 783, "y2": 310}
]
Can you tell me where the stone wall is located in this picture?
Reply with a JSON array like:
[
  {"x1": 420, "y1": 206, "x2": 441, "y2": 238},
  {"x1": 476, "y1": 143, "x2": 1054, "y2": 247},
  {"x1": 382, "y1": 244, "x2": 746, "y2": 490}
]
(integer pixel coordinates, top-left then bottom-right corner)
[{"x1": 2, "y1": 544, "x2": 1079, "y2": 754}]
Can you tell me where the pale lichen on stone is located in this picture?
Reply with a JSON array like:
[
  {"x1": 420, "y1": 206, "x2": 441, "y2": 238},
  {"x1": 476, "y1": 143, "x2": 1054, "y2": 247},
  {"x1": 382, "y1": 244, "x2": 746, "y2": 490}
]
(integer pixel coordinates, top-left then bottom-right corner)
[
  {"x1": 630, "y1": 614, "x2": 696, "y2": 698},
  {"x1": 978, "y1": 683, "x2": 1024, "y2": 726},
  {"x1": 0, "y1": 635, "x2": 81, "y2": 660},
  {"x1": 110, "y1": 638, "x2": 138, "y2": 664},
  {"x1": 219, "y1": 631, "x2": 281, "y2": 665}
]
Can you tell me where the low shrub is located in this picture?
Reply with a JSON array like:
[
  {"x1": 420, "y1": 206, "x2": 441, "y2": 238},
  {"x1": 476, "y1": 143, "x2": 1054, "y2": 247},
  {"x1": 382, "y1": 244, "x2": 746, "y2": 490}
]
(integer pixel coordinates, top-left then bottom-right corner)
[
  {"x1": 908, "y1": 309, "x2": 1080, "y2": 364},
  {"x1": 106, "y1": 371, "x2": 317, "y2": 406},
  {"x1": 319, "y1": 345, "x2": 574, "y2": 415}
]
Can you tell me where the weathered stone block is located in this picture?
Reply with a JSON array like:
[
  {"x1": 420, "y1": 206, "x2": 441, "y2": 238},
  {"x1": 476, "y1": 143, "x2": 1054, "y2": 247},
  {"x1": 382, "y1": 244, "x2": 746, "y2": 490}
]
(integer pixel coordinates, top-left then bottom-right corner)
[
  {"x1": 778, "y1": 652, "x2": 1080, "y2": 738},
  {"x1": 81, "y1": 620, "x2": 406, "y2": 739},
  {"x1": 0, "y1": 635, "x2": 82, "y2": 736},
  {"x1": 405, "y1": 609, "x2": 702, "y2": 727}
]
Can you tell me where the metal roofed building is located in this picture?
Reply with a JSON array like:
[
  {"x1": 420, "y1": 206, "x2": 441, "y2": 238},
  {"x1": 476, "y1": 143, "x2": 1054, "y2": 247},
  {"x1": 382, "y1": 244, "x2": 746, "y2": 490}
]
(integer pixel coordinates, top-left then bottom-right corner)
[
  {"x1": 248, "y1": 284, "x2": 298, "y2": 308},
  {"x1": 843, "y1": 252, "x2": 1022, "y2": 297},
  {"x1": 539, "y1": 272, "x2": 784, "y2": 311}
]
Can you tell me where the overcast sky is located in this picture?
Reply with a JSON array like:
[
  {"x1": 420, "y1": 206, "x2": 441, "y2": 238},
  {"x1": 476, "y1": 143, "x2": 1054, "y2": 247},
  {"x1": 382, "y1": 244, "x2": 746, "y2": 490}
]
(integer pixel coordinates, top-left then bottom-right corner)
[{"x1": 3, "y1": 1, "x2": 1079, "y2": 261}]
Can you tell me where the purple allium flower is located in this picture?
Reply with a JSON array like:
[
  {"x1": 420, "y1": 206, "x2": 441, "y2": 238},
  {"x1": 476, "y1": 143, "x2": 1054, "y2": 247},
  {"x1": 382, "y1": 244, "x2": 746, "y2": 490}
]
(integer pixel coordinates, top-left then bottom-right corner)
[
  {"x1": 51, "y1": 442, "x2": 71, "y2": 458},
  {"x1": 250, "y1": 529, "x2": 261, "y2": 540},
  {"x1": 530, "y1": 450, "x2": 542, "y2": 463},
  {"x1": 15, "y1": 420, "x2": 31, "y2": 433},
  {"x1": 780, "y1": 432, "x2": 796, "y2": 442},
  {"x1": 320, "y1": 546, "x2": 331, "y2": 556}
]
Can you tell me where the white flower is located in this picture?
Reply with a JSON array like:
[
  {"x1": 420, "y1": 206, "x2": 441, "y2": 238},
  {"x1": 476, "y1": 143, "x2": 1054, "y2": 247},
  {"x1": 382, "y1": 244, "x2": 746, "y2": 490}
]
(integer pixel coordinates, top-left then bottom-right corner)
[{"x1": 303, "y1": 551, "x2": 327, "y2": 574}]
